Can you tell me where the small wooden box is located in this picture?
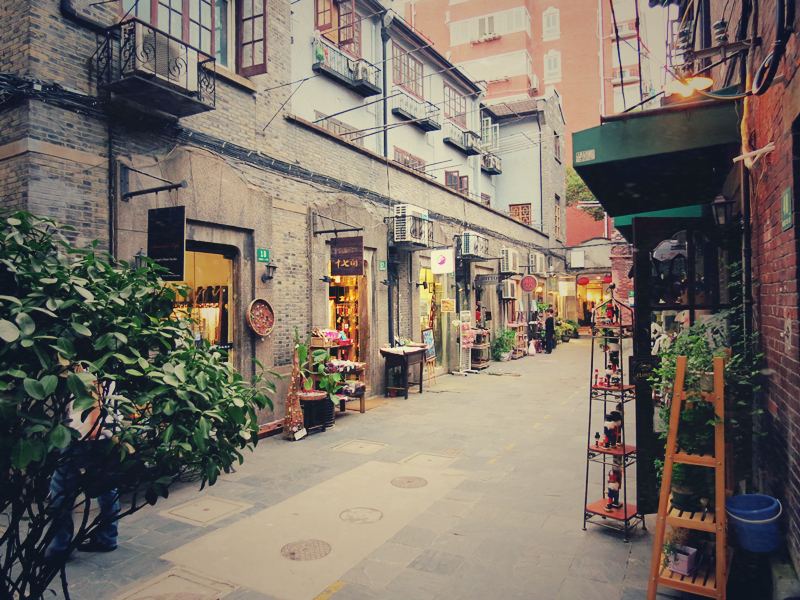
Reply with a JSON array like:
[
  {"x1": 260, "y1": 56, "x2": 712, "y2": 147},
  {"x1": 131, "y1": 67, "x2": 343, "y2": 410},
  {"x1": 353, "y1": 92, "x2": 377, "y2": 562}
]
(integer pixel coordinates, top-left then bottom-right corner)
[{"x1": 311, "y1": 337, "x2": 337, "y2": 348}]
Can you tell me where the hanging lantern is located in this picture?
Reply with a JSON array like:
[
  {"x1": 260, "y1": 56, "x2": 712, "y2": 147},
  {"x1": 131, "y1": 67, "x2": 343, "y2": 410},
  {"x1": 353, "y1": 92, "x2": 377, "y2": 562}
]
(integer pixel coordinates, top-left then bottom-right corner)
[
  {"x1": 577, "y1": 277, "x2": 590, "y2": 286},
  {"x1": 603, "y1": 275, "x2": 613, "y2": 284}
]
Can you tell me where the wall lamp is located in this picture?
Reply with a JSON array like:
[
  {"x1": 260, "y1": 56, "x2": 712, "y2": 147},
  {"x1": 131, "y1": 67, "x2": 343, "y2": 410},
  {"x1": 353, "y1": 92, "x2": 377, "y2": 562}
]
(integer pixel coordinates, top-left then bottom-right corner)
[
  {"x1": 320, "y1": 275, "x2": 334, "y2": 283},
  {"x1": 133, "y1": 248, "x2": 147, "y2": 270},
  {"x1": 261, "y1": 263, "x2": 278, "y2": 283},
  {"x1": 416, "y1": 281, "x2": 428, "y2": 290},
  {"x1": 710, "y1": 194, "x2": 736, "y2": 227},
  {"x1": 381, "y1": 280, "x2": 390, "y2": 286}
]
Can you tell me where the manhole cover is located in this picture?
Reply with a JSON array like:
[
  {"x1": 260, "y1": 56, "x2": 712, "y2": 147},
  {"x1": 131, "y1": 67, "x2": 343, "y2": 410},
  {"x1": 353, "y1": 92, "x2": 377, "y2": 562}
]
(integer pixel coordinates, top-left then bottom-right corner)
[
  {"x1": 440, "y1": 447, "x2": 465, "y2": 456},
  {"x1": 280, "y1": 540, "x2": 332, "y2": 561},
  {"x1": 391, "y1": 476, "x2": 428, "y2": 488},
  {"x1": 340, "y1": 507, "x2": 383, "y2": 524}
]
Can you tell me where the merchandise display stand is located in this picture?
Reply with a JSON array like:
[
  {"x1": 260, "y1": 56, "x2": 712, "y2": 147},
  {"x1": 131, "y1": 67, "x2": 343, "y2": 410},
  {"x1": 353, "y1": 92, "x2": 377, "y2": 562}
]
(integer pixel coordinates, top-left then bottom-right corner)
[
  {"x1": 507, "y1": 322, "x2": 526, "y2": 359},
  {"x1": 647, "y1": 356, "x2": 731, "y2": 600},
  {"x1": 455, "y1": 310, "x2": 478, "y2": 375},
  {"x1": 583, "y1": 292, "x2": 644, "y2": 541},
  {"x1": 471, "y1": 328, "x2": 490, "y2": 370}
]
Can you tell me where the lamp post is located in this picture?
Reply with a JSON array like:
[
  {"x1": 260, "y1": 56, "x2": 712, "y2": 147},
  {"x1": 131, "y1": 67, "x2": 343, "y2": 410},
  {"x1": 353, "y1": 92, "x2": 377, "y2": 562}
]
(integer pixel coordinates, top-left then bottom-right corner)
[{"x1": 710, "y1": 195, "x2": 735, "y2": 227}]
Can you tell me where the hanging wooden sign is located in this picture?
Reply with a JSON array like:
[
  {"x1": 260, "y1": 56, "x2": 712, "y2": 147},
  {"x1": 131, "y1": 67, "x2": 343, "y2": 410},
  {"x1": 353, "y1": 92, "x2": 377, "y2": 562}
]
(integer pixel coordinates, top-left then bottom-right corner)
[
  {"x1": 147, "y1": 206, "x2": 185, "y2": 281},
  {"x1": 330, "y1": 236, "x2": 364, "y2": 276}
]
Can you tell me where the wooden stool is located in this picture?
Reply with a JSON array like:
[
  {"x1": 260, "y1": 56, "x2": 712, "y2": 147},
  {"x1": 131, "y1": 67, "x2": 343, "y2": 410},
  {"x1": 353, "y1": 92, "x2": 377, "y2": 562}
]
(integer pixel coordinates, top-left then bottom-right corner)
[{"x1": 425, "y1": 358, "x2": 437, "y2": 387}]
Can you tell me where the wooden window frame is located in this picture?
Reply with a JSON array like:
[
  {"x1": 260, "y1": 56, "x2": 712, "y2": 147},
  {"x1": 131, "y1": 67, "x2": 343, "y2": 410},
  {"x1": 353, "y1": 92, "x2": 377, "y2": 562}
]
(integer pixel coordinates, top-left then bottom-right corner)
[
  {"x1": 394, "y1": 147, "x2": 426, "y2": 172},
  {"x1": 393, "y1": 43, "x2": 424, "y2": 100},
  {"x1": 444, "y1": 83, "x2": 467, "y2": 128},
  {"x1": 444, "y1": 170, "x2": 468, "y2": 194},
  {"x1": 315, "y1": 111, "x2": 365, "y2": 147},
  {"x1": 554, "y1": 133, "x2": 561, "y2": 162},
  {"x1": 237, "y1": 0, "x2": 268, "y2": 77}
]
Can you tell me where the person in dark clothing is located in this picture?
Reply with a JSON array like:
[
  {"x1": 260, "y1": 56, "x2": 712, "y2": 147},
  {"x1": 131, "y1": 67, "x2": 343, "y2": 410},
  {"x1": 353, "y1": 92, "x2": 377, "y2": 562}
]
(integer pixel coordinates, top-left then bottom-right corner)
[{"x1": 544, "y1": 308, "x2": 555, "y2": 354}]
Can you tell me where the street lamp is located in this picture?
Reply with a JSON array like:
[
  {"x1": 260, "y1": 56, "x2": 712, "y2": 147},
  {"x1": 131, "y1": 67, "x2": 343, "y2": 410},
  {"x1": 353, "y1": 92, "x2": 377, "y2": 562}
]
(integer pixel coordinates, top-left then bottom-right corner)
[
  {"x1": 133, "y1": 248, "x2": 146, "y2": 270},
  {"x1": 710, "y1": 195, "x2": 735, "y2": 227}
]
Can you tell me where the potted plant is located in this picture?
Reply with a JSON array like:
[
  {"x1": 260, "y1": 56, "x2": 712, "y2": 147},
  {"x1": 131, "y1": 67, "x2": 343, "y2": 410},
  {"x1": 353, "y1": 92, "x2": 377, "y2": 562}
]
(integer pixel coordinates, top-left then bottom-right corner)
[
  {"x1": 565, "y1": 319, "x2": 580, "y2": 338},
  {"x1": 491, "y1": 328, "x2": 516, "y2": 361},
  {"x1": 310, "y1": 348, "x2": 343, "y2": 427},
  {"x1": 662, "y1": 528, "x2": 699, "y2": 575}
]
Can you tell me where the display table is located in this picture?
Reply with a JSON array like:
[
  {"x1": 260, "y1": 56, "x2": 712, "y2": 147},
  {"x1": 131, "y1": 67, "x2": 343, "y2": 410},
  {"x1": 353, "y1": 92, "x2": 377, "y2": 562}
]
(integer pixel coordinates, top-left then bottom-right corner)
[{"x1": 380, "y1": 347, "x2": 426, "y2": 399}]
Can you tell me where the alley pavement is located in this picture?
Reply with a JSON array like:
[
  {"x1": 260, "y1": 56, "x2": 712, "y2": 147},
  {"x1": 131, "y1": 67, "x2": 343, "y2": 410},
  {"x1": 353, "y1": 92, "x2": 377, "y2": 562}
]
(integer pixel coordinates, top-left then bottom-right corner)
[{"x1": 54, "y1": 338, "x2": 679, "y2": 600}]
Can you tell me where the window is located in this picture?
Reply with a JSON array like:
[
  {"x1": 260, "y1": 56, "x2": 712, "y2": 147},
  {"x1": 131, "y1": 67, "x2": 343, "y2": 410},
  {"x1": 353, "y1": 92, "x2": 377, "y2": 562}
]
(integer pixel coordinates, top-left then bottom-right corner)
[
  {"x1": 482, "y1": 117, "x2": 500, "y2": 150},
  {"x1": 393, "y1": 44, "x2": 424, "y2": 99},
  {"x1": 121, "y1": 0, "x2": 267, "y2": 76},
  {"x1": 542, "y1": 7, "x2": 560, "y2": 40},
  {"x1": 394, "y1": 148, "x2": 426, "y2": 172},
  {"x1": 449, "y1": 7, "x2": 530, "y2": 45},
  {"x1": 315, "y1": 0, "x2": 359, "y2": 56},
  {"x1": 510, "y1": 204, "x2": 532, "y2": 224},
  {"x1": 554, "y1": 133, "x2": 561, "y2": 162},
  {"x1": 481, "y1": 193, "x2": 491, "y2": 205},
  {"x1": 478, "y1": 16, "x2": 495, "y2": 37},
  {"x1": 314, "y1": 111, "x2": 364, "y2": 147},
  {"x1": 444, "y1": 84, "x2": 467, "y2": 127},
  {"x1": 445, "y1": 171, "x2": 469, "y2": 194},
  {"x1": 544, "y1": 49, "x2": 561, "y2": 82},
  {"x1": 554, "y1": 195, "x2": 562, "y2": 238}
]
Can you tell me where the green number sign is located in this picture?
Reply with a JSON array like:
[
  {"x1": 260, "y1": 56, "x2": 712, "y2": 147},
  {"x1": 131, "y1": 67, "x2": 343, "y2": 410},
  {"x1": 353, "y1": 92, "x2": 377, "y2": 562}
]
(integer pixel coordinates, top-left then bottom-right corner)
[
  {"x1": 256, "y1": 249, "x2": 270, "y2": 263},
  {"x1": 781, "y1": 187, "x2": 793, "y2": 232}
]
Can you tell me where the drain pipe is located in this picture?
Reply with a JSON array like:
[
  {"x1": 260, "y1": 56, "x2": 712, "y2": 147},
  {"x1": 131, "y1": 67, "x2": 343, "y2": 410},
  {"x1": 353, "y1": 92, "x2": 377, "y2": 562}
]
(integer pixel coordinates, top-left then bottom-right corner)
[{"x1": 381, "y1": 14, "x2": 391, "y2": 159}]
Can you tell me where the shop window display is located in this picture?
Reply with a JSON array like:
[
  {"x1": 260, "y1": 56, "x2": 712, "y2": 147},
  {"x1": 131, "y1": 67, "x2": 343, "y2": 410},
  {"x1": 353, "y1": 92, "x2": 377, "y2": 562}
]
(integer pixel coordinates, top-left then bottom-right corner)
[
  {"x1": 420, "y1": 268, "x2": 446, "y2": 369},
  {"x1": 171, "y1": 250, "x2": 234, "y2": 360},
  {"x1": 327, "y1": 275, "x2": 359, "y2": 361}
]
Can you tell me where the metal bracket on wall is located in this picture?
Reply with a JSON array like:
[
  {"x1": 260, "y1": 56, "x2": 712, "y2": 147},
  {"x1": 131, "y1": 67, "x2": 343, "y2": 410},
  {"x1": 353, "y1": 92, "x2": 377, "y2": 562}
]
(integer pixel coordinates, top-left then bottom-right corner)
[{"x1": 312, "y1": 213, "x2": 364, "y2": 236}]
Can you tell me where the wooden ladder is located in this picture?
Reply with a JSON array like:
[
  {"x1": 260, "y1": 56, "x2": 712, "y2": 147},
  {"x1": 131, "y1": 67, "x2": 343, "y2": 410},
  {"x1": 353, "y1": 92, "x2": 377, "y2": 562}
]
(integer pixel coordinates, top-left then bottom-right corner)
[{"x1": 647, "y1": 356, "x2": 732, "y2": 600}]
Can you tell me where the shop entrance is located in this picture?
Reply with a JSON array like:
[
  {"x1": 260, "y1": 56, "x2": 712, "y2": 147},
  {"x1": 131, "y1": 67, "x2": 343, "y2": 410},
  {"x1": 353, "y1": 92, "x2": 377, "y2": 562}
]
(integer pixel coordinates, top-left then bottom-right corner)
[
  {"x1": 171, "y1": 241, "x2": 236, "y2": 361},
  {"x1": 577, "y1": 278, "x2": 610, "y2": 325},
  {"x1": 419, "y1": 268, "x2": 447, "y2": 369},
  {"x1": 327, "y1": 274, "x2": 360, "y2": 361}
]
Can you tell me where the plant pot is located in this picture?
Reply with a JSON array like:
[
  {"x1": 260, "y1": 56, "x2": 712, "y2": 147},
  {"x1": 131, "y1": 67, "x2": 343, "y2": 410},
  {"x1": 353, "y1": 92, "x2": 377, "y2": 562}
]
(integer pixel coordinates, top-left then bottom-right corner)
[
  {"x1": 561, "y1": 336, "x2": 570, "y2": 343},
  {"x1": 500, "y1": 351, "x2": 512, "y2": 361},
  {"x1": 667, "y1": 545, "x2": 698, "y2": 576},
  {"x1": 671, "y1": 484, "x2": 706, "y2": 512},
  {"x1": 697, "y1": 371, "x2": 715, "y2": 392}
]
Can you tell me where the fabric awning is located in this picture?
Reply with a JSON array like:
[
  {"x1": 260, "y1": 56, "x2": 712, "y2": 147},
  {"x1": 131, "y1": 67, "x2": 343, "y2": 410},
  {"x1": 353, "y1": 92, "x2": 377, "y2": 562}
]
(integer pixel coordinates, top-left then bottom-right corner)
[{"x1": 572, "y1": 101, "x2": 741, "y2": 218}]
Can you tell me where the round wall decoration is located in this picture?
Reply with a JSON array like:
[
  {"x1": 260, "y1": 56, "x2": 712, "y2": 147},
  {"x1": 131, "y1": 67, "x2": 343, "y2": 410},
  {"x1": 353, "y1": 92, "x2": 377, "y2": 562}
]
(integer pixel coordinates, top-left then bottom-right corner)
[{"x1": 246, "y1": 298, "x2": 275, "y2": 337}]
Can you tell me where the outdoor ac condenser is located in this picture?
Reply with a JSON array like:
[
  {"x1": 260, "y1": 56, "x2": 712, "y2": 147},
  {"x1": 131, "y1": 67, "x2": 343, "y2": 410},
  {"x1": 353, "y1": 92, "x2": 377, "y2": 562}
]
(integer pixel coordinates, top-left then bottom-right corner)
[
  {"x1": 134, "y1": 22, "x2": 198, "y2": 92},
  {"x1": 461, "y1": 231, "x2": 487, "y2": 258},
  {"x1": 500, "y1": 248, "x2": 520, "y2": 274},
  {"x1": 501, "y1": 279, "x2": 516, "y2": 299},
  {"x1": 393, "y1": 204, "x2": 430, "y2": 245}
]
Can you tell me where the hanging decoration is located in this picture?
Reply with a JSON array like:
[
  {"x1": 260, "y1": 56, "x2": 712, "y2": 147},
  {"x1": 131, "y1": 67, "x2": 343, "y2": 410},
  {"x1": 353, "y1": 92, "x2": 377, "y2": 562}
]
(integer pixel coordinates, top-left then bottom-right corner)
[{"x1": 246, "y1": 298, "x2": 275, "y2": 337}]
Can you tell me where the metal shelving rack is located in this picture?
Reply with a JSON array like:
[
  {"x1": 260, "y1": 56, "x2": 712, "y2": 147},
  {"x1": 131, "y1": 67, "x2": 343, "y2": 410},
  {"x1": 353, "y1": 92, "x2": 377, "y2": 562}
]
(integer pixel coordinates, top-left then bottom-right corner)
[{"x1": 582, "y1": 290, "x2": 645, "y2": 541}]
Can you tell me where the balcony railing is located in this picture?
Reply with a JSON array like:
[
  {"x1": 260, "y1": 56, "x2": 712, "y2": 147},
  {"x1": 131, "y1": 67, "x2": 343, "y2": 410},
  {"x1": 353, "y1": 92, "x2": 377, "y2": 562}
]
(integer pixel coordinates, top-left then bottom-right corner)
[
  {"x1": 442, "y1": 121, "x2": 481, "y2": 156},
  {"x1": 97, "y1": 18, "x2": 215, "y2": 118},
  {"x1": 390, "y1": 92, "x2": 441, "y2": 132},
  {"x1": 480, "y1": 151, "x2": 502, "y2": 175},
  {"x1": 312, "y1": 40, "x2": 381, "y2": 97}
]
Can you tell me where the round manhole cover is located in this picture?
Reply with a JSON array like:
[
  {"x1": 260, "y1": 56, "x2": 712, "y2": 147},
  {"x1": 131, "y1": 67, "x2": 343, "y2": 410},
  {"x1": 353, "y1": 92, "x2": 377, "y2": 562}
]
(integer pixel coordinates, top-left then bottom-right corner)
[
  {"x1": 391, "y1": 476, "x2": 428, "y2": 488},
  {"x1": 340, "y1": 507, "x2": 383, "y2": 524},
  {"x1": 280, "y1": 539, "x2": 332, "y2": 561}
]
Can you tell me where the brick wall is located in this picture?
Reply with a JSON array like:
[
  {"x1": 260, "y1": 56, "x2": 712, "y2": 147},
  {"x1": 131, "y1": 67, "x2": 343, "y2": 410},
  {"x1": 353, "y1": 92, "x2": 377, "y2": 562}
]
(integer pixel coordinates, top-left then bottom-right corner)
[
  {"x1": 609, "y1": 228, "x2": 633, "y2": 325},
  {"x1": 708, "y1": 0, "x2": 800, "y2": 568}
]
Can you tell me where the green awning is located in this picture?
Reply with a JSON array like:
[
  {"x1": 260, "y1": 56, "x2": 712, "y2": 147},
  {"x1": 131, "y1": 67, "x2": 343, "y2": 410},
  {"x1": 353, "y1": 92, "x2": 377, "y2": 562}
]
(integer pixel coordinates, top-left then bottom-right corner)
[
  {"x1": 613, "y1": 205, "x2": 706, "y2": 242},
  {"x1": 572, "y1": 102, "x2": 741, "y2": 218}
]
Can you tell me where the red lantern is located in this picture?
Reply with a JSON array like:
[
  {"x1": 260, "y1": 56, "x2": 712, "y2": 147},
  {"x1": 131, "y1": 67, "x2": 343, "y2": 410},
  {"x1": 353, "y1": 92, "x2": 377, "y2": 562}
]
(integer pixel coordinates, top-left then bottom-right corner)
[
  {"x1": 603, "y1": 275, "x2": 613, "y2": 284},
  {"x1": 577, "y1": 277, "x2": 590, "y2": 286}
]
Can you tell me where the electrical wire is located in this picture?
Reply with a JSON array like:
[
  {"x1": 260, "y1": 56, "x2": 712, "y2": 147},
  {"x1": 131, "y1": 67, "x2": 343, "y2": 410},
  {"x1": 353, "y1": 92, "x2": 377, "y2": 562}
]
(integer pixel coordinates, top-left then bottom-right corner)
[{"x1": 609, "y1": 0, "x2": 627, "y2": 110}]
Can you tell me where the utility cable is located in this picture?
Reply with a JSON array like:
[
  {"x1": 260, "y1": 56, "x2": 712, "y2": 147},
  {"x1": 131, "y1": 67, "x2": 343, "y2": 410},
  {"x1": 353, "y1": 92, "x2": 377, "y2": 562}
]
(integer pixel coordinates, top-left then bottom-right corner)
[{"x1": 609, "y1": 0, "x2": 627, "y2": 110}]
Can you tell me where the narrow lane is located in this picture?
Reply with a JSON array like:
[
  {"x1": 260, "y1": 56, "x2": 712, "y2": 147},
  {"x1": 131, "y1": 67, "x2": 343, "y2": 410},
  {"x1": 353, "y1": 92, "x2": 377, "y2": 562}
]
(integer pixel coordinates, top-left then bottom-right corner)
[{"x1": 59, "y1": 338, "x2": 665, "y2": 600}]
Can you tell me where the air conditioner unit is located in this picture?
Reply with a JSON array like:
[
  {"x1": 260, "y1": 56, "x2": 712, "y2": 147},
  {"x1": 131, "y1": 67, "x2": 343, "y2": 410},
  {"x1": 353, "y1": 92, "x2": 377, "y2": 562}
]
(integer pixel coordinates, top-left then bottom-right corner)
[
  {"x1": 530, "y1": 74, "x2": 540, "y2": 93},
  {"x1": 501, "y1": 279, "x2": 516, "y2": 300},
  {"x1": 467, "y1": 134, "x2": 482, "y2": 152},
  {"x1": 134, "y1": 22, "x2": 198, "y2": 92},
  {"x1": 461, "y1": 231, "x2": 487, "y2": 258},
  {"x1": 500, "y1": 248, "x2": 520, "y2": 274},
  {"x1": 353, "y1": 60, "x2": 376, "y2": 82},
  {"x1": 393, "y1": 203, "x2": 430, "y2": 245},
  {"x1": 529, "y1": 252, "x2": 546, "y2": 275},
  {"x1": 489, "y1": 155, "x2": 501, "y2": 170}
]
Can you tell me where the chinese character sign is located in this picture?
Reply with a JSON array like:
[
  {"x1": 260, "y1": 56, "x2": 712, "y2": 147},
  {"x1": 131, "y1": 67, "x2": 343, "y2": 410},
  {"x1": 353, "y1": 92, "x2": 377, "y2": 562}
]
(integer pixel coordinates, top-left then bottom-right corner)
[{"x1": 330, "y1": 236, "x2": 364, "y2": 276}]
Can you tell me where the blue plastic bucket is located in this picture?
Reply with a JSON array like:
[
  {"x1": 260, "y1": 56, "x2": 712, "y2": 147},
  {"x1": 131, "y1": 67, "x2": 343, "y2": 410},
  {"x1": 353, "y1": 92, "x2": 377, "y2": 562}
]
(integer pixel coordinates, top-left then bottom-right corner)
[{"x1": 726, "y1": 494, "x2": 782, "y2": 553}]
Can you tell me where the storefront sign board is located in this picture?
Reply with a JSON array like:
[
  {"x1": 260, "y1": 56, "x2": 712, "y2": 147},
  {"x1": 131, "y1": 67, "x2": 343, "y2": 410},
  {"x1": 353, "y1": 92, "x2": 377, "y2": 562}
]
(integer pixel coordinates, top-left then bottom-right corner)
[
  {"x1": 330, "y1": 236, "x2": 363, "y2": 276},
  {"x1": 782, "y1": 186, "x2": 793, "y2": 232},
  {"x1": 475, "y1": 274, "x2": 499, "y2": 286},
  {"x1": 629, "y1": 356, "x2": 660, "y2": 384},
  {"x1": 147, "y1": 206, "x2": 185, "y2": 281},
  {"x1": 520, "y1": 275, "x2": 537, "y2": 292},
  {"x1": 256, "y1": 249, "x2": 270, "y2": 263},
  {"x1": 431, "y1": 248, "x2": 455, "y2": 274},
  {"x1": 441, "y1": 298, "x2": 456, "y2": 312}
]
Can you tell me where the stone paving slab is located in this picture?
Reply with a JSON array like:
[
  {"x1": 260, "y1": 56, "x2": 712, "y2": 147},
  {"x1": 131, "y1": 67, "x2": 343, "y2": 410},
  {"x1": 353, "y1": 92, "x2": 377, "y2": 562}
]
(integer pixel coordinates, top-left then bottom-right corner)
[{"x1": 52, "y1": 339, "x2": 672, "y2": 600}]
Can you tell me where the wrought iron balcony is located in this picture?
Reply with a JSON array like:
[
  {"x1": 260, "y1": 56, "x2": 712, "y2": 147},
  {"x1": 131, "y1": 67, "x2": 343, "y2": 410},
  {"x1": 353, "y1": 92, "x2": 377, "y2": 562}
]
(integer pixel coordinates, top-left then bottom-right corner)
[
  {"x1": 312, "y1": 40, "x2": 382, "y2": 97},
  {"x1": 390, "y1": 92, "x2": 441, "y2": 132},
  {"x1": 97, "y1": 18, "x2": 215, "y2": 118},
  {"x1": 443, "y1": 121, "x2": 481, "y2": 156},
  {"x1": 480, "y1": 151, "x2": 502, "y2": 175}
]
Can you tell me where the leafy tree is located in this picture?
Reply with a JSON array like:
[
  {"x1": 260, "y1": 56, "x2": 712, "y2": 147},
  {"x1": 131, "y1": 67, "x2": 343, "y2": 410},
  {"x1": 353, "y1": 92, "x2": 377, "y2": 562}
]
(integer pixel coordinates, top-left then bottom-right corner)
[
  {"x1": 566, "y1": 165, "x2": 605, "y2": 221},
  {"x1": 0, "y1": 211, "x2": 275, "y2": 600}
]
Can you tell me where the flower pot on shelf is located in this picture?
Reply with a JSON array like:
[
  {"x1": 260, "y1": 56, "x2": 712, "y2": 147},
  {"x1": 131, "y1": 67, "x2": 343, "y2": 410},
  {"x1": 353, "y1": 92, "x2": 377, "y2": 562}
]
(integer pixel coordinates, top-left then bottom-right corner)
[{"x1": 667, "y1": 545, "x2": 697, "y2": 576}]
